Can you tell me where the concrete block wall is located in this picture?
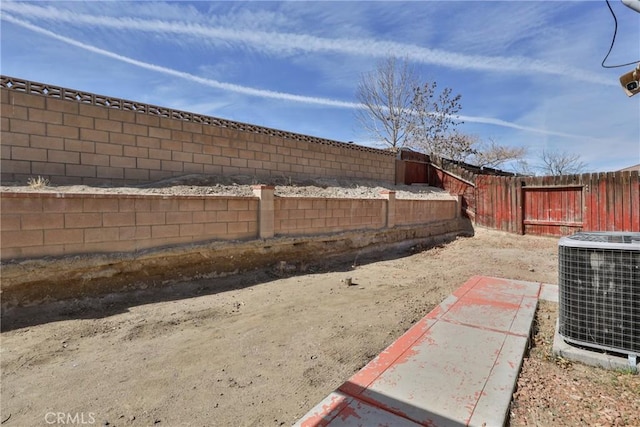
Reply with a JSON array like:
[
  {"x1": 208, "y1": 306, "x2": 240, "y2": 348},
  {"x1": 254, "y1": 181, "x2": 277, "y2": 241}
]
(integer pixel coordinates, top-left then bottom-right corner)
[
  {"x1": 1, "y1": 190, "x2": 461, "y2": 262},
  {"x1": 395, "y1": 199, "x2": 457, "y2": 226},
  {"x1": 1, "y1": 192, "x2": 259, "y2": 260},
  {"x1": 274, "y1": 198, "x2": 386, "y2": 236},
  {"x1": 1, "y1": 76, "x2": 396, "y2": 186}
]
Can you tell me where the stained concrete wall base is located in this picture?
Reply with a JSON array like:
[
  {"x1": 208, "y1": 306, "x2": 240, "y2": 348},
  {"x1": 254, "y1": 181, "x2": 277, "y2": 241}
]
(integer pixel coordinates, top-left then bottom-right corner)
[
  {"x1": 552, "y1": 321, "x2": 639, "y2": 373},
  {"x1": 1, "y1": 219, "x2": 473, "y2": 309}
]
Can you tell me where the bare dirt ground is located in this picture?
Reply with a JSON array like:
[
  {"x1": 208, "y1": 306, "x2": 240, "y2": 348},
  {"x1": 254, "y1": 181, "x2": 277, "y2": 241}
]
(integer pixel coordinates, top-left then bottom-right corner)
[
  {"x1": 0, "y1": 174, "x2": 454, "y2": 200},
  {"x1": 510, "y1": 301, "x2": 640, "y2": 427},
  {"x1": 1, "y1": 176, "x2": 638, "y2": 427}
]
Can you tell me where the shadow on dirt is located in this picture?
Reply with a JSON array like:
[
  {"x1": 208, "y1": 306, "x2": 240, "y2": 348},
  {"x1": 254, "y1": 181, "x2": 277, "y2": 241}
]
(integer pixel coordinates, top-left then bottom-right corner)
[{"x1": 1, "y1": 237, "x2": 458, "y2": 332}]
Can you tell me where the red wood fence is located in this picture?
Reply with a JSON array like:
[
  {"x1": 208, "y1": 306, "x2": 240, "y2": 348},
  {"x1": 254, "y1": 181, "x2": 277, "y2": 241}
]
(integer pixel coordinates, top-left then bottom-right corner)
[
  {"x1": 397, "y1": 150, "x2": 430, "y2": 185},
  {"x1": 398, "y1": 155, "x2": 639, "y2": 236},
  {"x1": 429, "y1": 165, "x2": 476, "y2": 221},
  {"x1": 470, "y1": 172, "x2": 638, "y2": 236}
]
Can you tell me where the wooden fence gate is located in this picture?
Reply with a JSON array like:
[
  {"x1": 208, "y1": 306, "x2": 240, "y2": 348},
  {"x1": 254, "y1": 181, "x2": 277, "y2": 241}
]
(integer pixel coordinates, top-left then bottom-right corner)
[
  {"x1": 430, "y1": 169, "x2": 639, "y2": 236},
  {"x1": 522, "y1": 185, "x2": 584, "y2": 236}
]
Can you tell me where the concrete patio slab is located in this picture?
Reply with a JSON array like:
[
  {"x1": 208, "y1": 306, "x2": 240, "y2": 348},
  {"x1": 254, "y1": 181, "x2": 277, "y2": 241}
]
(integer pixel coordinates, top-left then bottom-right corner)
[
  {"x1": 295, "y1": 276, "x2": 544, "y2": 427},
  {"x1": 353, "y1": 321, "x2": 519, "y2": 426},
  {"x1": 296, "y1": 391, "x2": 423, "y2": 427},
  {"x1": 552, "y1": 321, "x2": 639, "y2": 372},
  {"x1": 539, "y1": 283, "x2": 558, "y2": 302}
]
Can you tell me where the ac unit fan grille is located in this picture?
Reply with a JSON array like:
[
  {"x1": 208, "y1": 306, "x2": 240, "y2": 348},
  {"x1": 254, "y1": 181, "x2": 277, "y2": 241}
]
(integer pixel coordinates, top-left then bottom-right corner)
[{"x1": 558, "y1": 244, "x2": 640, "y2": 355}]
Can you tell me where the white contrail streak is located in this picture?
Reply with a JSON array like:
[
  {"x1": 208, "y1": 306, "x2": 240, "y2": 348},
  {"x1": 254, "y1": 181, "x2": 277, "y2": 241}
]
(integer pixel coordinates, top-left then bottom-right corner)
[
  {"x1": 2, "y1": 2, "x2": 616, "y2": 87},
  {"x1": 1, "y1": 14, "x2": 360, "y2": 109},
  {"x1": 457, "y1": 115, "x2": 590, "y2": 139},
  {"x1": 2, "y1": 14, "x2": 602, "y2": 141}
]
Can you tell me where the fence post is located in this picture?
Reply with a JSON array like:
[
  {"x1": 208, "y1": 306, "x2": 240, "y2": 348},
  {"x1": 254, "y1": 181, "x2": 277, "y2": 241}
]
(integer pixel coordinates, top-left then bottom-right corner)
[
  {"x1": 395, "y1": 160, "x2": 406, "y2": 185},
  {"x1": 380, "y1": 190, "x2": 396, "y2": 228},
  {"x1": 516, "y1": 180, "x2": 524, "y2": 235},
  {"x1": 252, "y1": 185, "x2": 275, "y2": 239}
]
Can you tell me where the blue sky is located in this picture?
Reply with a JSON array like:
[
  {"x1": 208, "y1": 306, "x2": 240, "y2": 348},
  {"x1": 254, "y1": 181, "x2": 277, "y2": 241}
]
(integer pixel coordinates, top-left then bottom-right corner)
[{"x1": 1, "y1": 1, "x2": 639, "y2": 172}]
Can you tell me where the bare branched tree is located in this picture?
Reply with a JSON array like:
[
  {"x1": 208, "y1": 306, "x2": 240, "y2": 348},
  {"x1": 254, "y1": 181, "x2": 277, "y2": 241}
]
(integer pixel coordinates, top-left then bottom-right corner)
[
  {"x1": 469, "y1": 138, "x2": 527, "y2": 169},
  {"x1": 407, "y1": 82, "x2": 463, "y2": 154},
  {"x1": 429, "y1": 133, "x2": 526, "y2": 170},
  {"x1": 355, "y1": 56, "x2": 463, "y2": 151},
  {"x1": 511, "y1": 150, "x2": 587, "y2": 176},
  {"x1": 355, "y1": 56, "x2": 524, "y2": 169},
  {"x1": 511, "y1": 159, "x2": 537, "y2": 176},
  {"x1": 431, "y1": 131, "x2": 476, "y2": 161},
  {"x1": 539, "y1": 149, "x2": 587, "y2": 175},
  {"x1": 355, "y1": 57, "x2": 419, "y2": 149}
]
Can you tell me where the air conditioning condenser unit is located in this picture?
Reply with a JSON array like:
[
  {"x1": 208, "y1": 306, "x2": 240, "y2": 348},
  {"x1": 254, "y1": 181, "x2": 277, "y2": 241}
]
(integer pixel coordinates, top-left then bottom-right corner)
[{"x1": 558, "y1": 232, "x2": 640, "y2": 361}]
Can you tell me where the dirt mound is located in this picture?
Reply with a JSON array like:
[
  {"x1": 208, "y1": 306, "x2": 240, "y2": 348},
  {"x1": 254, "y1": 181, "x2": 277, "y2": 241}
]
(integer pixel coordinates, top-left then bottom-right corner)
[{"x1": 1, "y1": 174, "x2": 453, "y2": 199}]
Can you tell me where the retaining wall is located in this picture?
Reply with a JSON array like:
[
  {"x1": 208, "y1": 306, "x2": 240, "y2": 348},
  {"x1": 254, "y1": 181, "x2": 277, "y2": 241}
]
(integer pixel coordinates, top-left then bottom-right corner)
[
  {"x1": 1, "y1": 188, "x2": 459, "y2": 261},
  {"x1": 1, "y1": 76, "x2": 396, "y2": 186},
  {"x1": 395, "y1": 199, "x2": 457, "y2": 226},
  {"x1": 274, "y1": 198, "x2": 386, "y2": 236},
  {"x1": 0, "y1": 75, "x2": 468, "y2": 308},
  {"x1": 1, "y1": 189, "x2": 469, "y2": 308},
  {"x1": 0, "y1": 192, "x2": 259, "y2": 260}
]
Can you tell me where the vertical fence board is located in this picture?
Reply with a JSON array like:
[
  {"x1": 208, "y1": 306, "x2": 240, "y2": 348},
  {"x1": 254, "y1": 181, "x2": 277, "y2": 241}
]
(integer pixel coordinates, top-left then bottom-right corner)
[
  {"x1": 494, "y1": 177, "x2": 501, "y2": 230},
  {"x1": 506, "y1": 177, "x2": 514, "y2": 232},
  {"x1": 486, "y1": 176, "x2": 493, "y2": 228},
  {"x1": 631, "y1": 171, "x2": 640, "y2": 231},
  {"x1": 515, "y1": 179, "x2": 523, "y2": 234},
  {"x1": 476, "y1": 175, "x2": 486, "y2": 226},
  {"x1": 614, "y1": 172, "x2": 623, "y2": 230},
  {"x1": 621, "y1": 172, "x2": 631, "y2": 231},
  {"x1": 512, "y1": 177, "x2": 517, "y2": 232},
  {"x1": 588, "y1": 172, "x2": 600, "y2": 231},
  {"x1": 606, "y1": 172, "x2": 615, "y2": 231},
  {"x1": 497, "y1": 177, "x2": 502, "y2": 230},
  {"x1": 500, "y1": 177, "x2": 507, "y2": 231},
  {"x1": 583, "y1": 173, "x2": 592, "y2": 230}
]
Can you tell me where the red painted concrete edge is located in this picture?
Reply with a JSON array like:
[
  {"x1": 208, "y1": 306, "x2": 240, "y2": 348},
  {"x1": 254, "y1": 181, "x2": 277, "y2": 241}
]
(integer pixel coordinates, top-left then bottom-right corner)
[
  {"x1": 299, "y1": 276, "x2": 541, "y2": 426},
  {"x1": 297, "y1": 393, "x2": 352, "y2": 427},
  {"x1": 341, "y1": 277, "x2": 486, "y2": 397}
]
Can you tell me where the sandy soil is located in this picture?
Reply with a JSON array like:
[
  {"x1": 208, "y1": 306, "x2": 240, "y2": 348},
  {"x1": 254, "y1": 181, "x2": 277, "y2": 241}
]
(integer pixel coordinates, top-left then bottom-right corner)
[
  {"x1": 0, "y1": 227, "x2": 562, "y2": 427},
  {"x1": 2, "y1": 175, "x2": 639, "y2": 426},
  {"x1": 1, "y1": 174, "x2": 454, "y2": 200}
]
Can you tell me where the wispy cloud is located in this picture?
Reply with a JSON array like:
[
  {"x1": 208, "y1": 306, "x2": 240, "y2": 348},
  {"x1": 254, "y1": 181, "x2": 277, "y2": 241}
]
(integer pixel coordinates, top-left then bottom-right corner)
[
  {"x1": 457, "y1": 115, "x2": 602, "y2": 140},
  {"x1": 1, "y1": 14, "x2": 360, "y2": 109},
  {"x1": 1, "y1": 12, "x2": 606, "y2": 142},
  {"x1": 2, "y1": 2, "x2": 616, "y2": 87}
]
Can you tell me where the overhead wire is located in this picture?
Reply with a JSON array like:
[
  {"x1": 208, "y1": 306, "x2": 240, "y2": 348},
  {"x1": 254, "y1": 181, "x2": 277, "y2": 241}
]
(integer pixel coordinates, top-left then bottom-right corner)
[{"x1": 601, "y1": 0, "x2": 640, "y2": 68}]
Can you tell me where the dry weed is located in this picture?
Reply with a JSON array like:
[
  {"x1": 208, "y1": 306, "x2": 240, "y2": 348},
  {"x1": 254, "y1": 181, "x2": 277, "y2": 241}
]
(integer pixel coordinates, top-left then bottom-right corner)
[{"x1": 27, "y1": 176, "x2": 50, "y2": 189}]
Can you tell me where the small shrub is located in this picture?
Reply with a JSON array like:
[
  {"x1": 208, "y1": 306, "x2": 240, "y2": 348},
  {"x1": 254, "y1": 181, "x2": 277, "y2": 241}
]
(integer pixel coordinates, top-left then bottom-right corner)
[{"x1": 27, "y1": 176, "x2": 50, "y2": 189}]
